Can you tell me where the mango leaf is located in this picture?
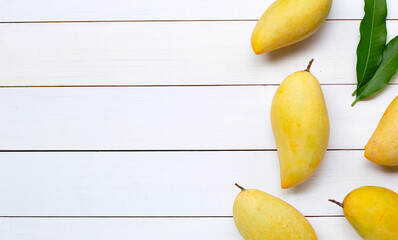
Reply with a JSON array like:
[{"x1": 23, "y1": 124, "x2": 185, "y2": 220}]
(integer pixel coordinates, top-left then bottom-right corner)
[
  {"x1": 354, "y1": 0, "x2": 387, "y2": 95},
  {"x1": 352, "y1": 36, "x2": 398, "y2": 106}
]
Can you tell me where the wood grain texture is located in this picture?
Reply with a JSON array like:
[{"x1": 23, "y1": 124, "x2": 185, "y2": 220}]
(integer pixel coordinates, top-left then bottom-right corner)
[
  {"x1": 0, "y1": 151, "x2": 397, "y2": 216},
  {"x1": 0, "y1": 2, "x2": 397, "y2": 238},
  {"x1": 0, "y1": 86, "x2": 396, "y2": 150},
  {"x1": 0, "y1": 0, "x2": 397, "y2": 22},
  {"x1": 0, "y1": 217, "x2": 361, "y2": 240},
  {"x1": 1, "y1": 21, "x2": 397, "y2": 86}
]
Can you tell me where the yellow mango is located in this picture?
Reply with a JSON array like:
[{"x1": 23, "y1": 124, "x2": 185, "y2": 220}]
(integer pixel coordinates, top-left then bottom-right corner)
[
  {"x1": 365, "y1": 96, "x2": 398, "y2": 166},
  {"x1": 329, "y1": 186, "x2": 398, "y2": 240},
  {"x1": 271, "y1": 60, "x2": 329, "y2": 189},
  {"x1": 251, "y1": 0, "x2": 333, "y2": 54},
  {"x1": 233, "y1": 184, "x2": 317, "y2": 240}
]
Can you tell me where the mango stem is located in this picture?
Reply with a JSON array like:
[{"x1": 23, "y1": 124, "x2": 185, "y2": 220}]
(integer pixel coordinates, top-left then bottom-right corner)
[
  {"x1": 235, "y1": 183, "x2": 245, "y2": 191},
  {"x1": 305, "y1": 59, "x2": 314, "y2": 72},
  {"x1": 328, "y1": 199, "x2": 343, "y2": 208}
]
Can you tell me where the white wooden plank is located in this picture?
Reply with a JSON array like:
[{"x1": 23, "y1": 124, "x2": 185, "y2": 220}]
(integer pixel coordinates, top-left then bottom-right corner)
[
  {"x1": 0, "y1": 151, "x2": 397, "y2": 216},
  {"x1": 0, "y1": 86, "x2": 396, "y2": 150},
  {"x1": 0, "y1": 217, "x2": 360, "y2": 240},
  {"x1": 0, "y1": 0, "x2": 397, "y2": 21},
  {"x1": 1, "y1": 21, "x2": 397, "y2": 86}
]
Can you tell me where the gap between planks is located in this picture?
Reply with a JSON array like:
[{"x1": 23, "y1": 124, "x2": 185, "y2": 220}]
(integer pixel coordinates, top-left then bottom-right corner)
[
  {"x1": 0, "y1": 215, "x2": 345, "y2": 218},
  {"x1": 0, "y1": 149, "x2": 364, "y2": 152},
  {"x1": 1, "y1": 83, "x2": 397, "y2": 88},
  {"x1": 0, "y1": 19, "x2": 397, "y2": 24}
]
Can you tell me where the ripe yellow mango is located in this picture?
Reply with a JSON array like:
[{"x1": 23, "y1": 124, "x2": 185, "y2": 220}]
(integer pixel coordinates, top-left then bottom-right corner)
[
  {"x1": 365, "y1": 96, "x2": 398, "y2": 166},
  {"x1": 233, "y1": 184, "x2": 317, "y2": 240},
  {"x1": 251, "y1": 0, "x2": 333, "y2": 54},
  {"x1": 330, "y1": 186, "x2": 398, "y2": 240},
  {"x1": 271, "y1": 60, "x2": 329, "y2": 189}
]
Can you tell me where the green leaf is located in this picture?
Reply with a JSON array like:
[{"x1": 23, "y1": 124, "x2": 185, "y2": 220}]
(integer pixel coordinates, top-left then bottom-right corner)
[
  {"x1": 354, "y1": 0, "x2": 387, "y2": 95},
  {"x1": 352, "y1": 36, "x2": 398, "y2": 106}
]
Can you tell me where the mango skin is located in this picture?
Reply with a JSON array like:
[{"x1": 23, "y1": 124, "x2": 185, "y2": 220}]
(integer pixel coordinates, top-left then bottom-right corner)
[
  {"x1": 343, "y1": 186, "x2": 398, "y2": 240},
  {"x1": 233, "y1": 189, "x2": 317, "y2": 240},
  {"x1": 271, "y1": 70, "x2": 329, "y2": 189},
  {"x1": 251, "y1": 0, "x2": 333, "y2": 54},
  {"x1": 365, "y1": 96, "x2": 398, "y2": 166}
]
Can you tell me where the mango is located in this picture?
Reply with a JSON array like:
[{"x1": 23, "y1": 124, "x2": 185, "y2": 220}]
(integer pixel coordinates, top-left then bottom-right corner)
[
  {"x1": 329, "y1": 186, "x2": 398, "y2": 240},
  {"x1": 251, "y1": 0, "x2": 333, "y2": 54},
  {"x1": 233, "y1": 184, "x2": 317, "y2": 240},
  {"x1": 271, "y1": 60, "x2": 330, "y2": 189},
  {"x1": 365, "y1": 96, "x2": 398, "y2": 166}
]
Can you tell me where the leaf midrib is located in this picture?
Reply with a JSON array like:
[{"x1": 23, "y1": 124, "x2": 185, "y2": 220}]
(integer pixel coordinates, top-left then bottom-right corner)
[
  {"x1": 358, "y1": 0, "x2": 377, "y2": 87},
  {"x1": 358, "y1": 50, "x2": 398, "y2": 99}
]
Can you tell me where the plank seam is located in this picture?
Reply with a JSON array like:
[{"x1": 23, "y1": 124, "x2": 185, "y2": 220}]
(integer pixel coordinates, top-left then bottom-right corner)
[
  {"x1": 0, "y1": 149, "x2": 364, "y2": 152},
  {"x1": 0, "y1": 19, "x2": 397, "y2": 24},
  {"x1": 0, "y1": 215, "x2": 345, "y2": 218},
  {"x1": 1, "y1": 83, "x2": 397, "y2": 88}
]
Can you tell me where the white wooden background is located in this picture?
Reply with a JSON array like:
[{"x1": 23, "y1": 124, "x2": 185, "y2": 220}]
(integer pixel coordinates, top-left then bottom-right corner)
[{"x1": 0, "y1": 0, "x2": 397, "y2": 239}]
